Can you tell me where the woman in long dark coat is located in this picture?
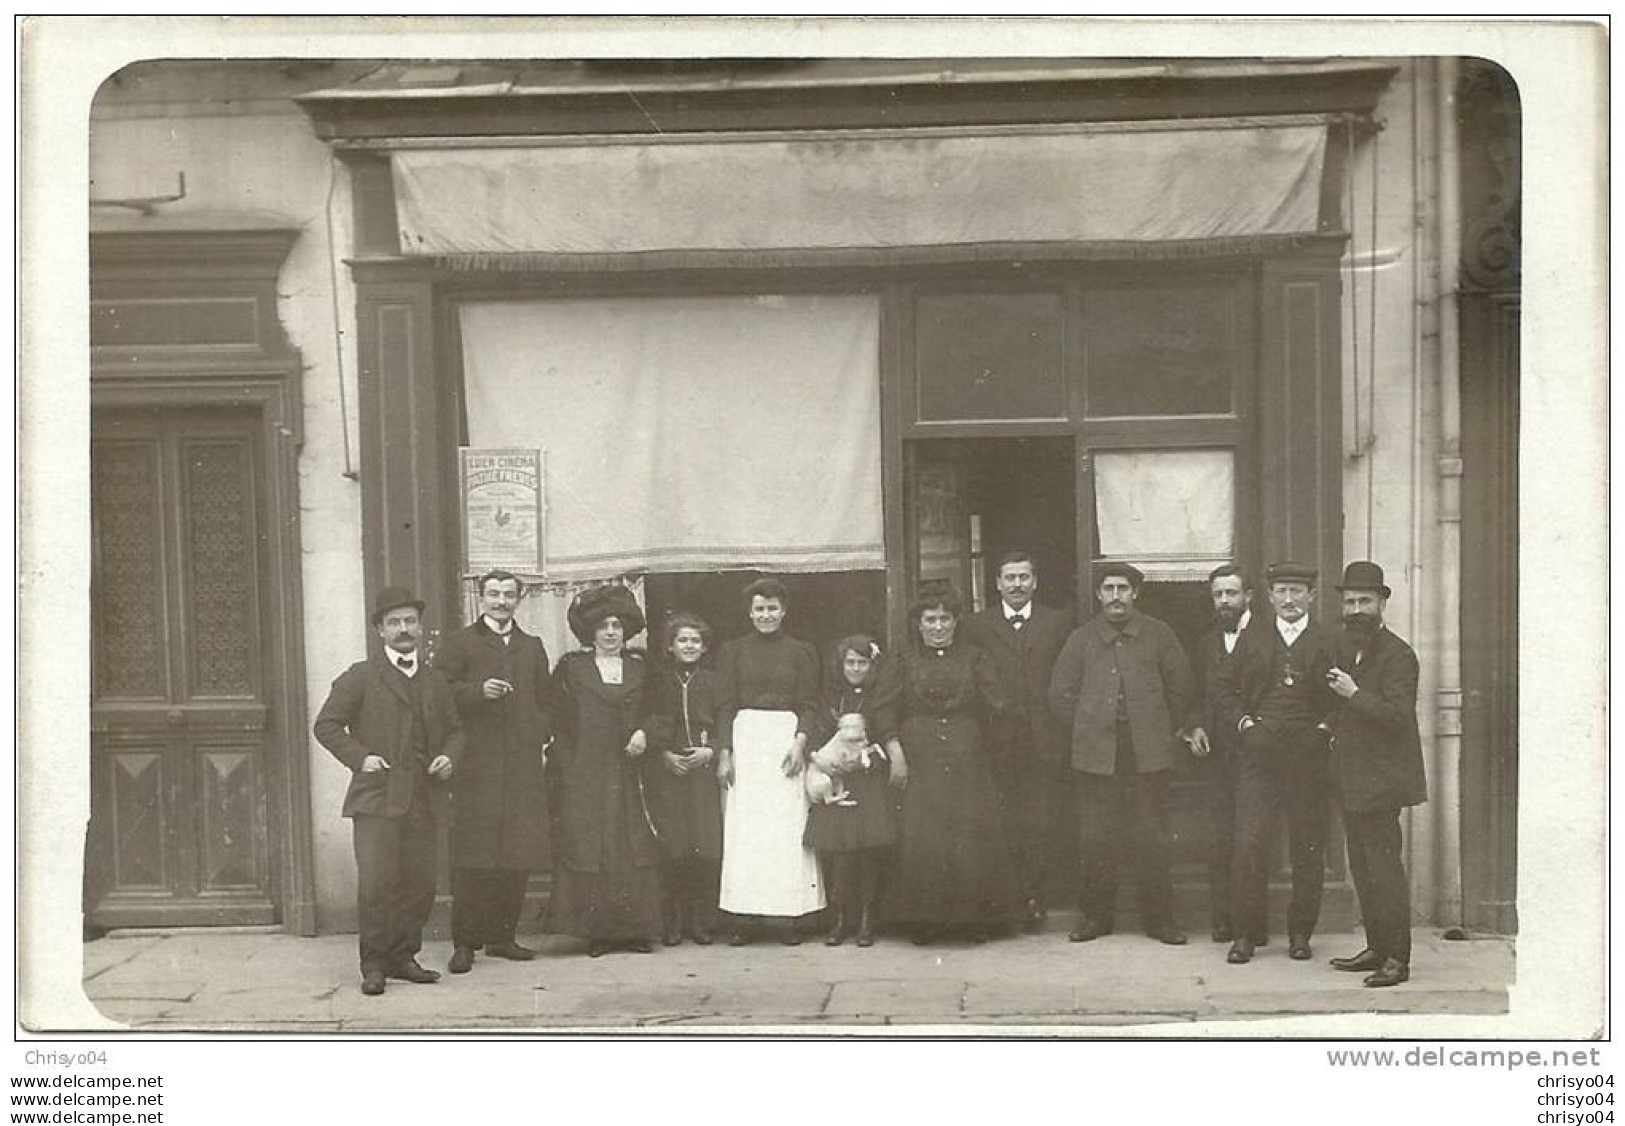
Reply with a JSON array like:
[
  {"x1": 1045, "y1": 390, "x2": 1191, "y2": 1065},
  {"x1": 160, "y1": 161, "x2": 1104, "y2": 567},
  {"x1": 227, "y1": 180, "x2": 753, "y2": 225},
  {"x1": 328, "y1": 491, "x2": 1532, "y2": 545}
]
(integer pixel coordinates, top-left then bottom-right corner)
[
  {"x1": 642, "y1": 611, "x2": 724, "y2": 946},
  {"x1": 803, "y1": 635, "x2": 906, "y2": 947},
  {"x1": 544, "y1": 584, "x2": 662, "y2": 957},
  {"x1": 889, "y1": 582, "x2": 1021, "y2": 943}
]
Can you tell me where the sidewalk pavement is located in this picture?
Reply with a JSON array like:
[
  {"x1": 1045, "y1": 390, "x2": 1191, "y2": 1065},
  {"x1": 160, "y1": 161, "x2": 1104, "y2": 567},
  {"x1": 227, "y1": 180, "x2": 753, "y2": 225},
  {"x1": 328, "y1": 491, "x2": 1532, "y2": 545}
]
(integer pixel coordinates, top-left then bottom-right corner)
[{"x1": 80, "y1": 924, "x2": 1512, "y2": 1034}]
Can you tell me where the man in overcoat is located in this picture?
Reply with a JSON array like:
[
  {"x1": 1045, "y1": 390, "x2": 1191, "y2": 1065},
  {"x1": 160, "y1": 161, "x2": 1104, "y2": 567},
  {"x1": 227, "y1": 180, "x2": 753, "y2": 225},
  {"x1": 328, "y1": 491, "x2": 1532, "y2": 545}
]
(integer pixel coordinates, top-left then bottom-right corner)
[
  {"x1": 1324, "y1": 561, "x2": 1427, "y2": 988},
  {"x1": 1186, "y1": 563, "x2": 1254, "y2": 944},
  {"x1": 1048, "y1": 562, "x2": 1196, "y2": 946},
  {"x1": 963, "y1": 551, "x2": 1073, "y2": 926},
  {"x1": 314, "y1": 586, "x2": 461, "y2": 996},
  {"x1": 1217, "y1": 560, "x2": 1337, "y2": 966},
  {"x1": 435, "y1": 570, "x2": 554, "y2": 974}
]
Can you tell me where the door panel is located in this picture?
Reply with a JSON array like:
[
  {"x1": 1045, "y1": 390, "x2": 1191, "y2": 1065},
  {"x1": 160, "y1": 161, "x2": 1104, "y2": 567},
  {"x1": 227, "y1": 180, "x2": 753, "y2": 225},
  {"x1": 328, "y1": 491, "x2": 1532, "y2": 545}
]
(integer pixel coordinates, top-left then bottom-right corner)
[{"x1": 89, "y1": 408, "x2": 280, "y2": 927}]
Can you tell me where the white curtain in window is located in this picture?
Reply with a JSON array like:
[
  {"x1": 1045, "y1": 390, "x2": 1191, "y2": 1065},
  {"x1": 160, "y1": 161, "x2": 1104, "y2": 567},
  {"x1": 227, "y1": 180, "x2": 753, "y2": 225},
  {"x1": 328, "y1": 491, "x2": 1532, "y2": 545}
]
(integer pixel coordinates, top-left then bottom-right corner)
[
  {"x1": 460, "y1": 294, "x2": 884, "y2": 580},
  {"x1": 1094, "y1": 449, "x2": 1235, "y2": 581}
]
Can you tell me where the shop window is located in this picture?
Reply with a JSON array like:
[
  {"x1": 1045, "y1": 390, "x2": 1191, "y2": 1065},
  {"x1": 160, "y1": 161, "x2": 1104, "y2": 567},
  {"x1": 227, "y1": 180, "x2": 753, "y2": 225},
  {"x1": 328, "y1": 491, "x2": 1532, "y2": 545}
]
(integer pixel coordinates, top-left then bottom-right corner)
[
  {"x1": 1093, "y1": 448, "x2": 1234, "y2": 581},
  {"x1": 1083, "y1": 283, "x2": 1238, "y2": 416},
  {"x1": 914, "y1": 292, "x2": 1066, "y2": 423}
]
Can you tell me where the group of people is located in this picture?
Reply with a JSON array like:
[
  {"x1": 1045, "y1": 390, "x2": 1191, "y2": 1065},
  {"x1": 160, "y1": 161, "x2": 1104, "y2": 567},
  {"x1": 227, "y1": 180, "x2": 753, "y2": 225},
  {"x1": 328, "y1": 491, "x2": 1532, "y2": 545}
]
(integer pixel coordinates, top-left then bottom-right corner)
[{"x1": 314, "y1": 554, "x2": 1426, "y2": 998}]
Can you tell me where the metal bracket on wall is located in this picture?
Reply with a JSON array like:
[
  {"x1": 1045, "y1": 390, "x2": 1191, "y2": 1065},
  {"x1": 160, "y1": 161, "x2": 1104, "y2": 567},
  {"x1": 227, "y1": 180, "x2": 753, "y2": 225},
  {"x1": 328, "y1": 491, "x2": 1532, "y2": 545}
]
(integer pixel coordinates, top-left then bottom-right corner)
[{"x1": 90, "y1": 171, "x2": 188, "y2": 216}]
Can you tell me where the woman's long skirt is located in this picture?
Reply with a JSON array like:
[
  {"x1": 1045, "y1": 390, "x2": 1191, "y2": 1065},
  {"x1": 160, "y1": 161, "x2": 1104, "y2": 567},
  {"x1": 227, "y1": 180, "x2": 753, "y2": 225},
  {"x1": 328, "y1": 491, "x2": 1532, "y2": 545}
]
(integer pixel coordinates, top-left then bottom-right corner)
[
  {"x1": 718, "y1": 709, "x2": 825, "y2": 918},
  {"x1": 889, "y1": 712, "x2": 1020, "y2": 928}
]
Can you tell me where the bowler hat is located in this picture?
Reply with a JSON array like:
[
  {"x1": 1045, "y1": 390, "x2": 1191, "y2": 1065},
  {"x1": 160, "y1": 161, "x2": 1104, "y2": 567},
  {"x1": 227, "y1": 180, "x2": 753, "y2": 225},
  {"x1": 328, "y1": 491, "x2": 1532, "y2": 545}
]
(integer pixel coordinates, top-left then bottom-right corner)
[
  {"x1": 1266, "y1": 560, "x2": 1318, "y2": 587},
  {"x1": 1336, "y1": 560, "x2": 1392, "y2": 598},
  {"x1": 567, "y1": 584, "x2": 646, "y2": 646},
  {"x1": 371, "y1": 585, "x2": 425, "y2": 626},
  {"x1": 1095, "y1": 561, "x2": 1145, "y2": 590}
]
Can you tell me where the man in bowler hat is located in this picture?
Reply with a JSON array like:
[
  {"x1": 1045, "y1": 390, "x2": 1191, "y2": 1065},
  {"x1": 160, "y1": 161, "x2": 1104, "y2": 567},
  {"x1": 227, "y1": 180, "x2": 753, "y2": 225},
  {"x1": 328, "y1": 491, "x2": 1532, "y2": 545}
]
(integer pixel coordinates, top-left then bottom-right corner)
[
  {"x1": 1218, "y1": 560, "x2": 1338, "y2": 966},
  {"x1": 1324, "y1": 561, "x2": 1427, "y2": 987},
  {"x1": 314, "y1": 586, "x2": 462, "y2": 996},
  {"x1": 1049, "y1": 561, "x2": 1196, "y2": 945}
]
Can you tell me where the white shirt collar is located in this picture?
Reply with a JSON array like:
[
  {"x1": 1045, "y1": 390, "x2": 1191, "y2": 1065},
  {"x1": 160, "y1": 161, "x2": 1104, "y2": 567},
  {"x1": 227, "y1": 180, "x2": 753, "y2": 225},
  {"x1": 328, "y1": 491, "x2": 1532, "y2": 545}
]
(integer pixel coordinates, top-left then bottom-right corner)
[
  {"x1": 1276, "y1": 615, "x2": 1308, "y2": 645},
  {"x1": 1223, "y1": 609, "x2": 1252, "y2": 652},
  {"x1": 482, "y1": 615, "x2": 513, "y2": 636},
  {"x1": 1003, "y1": 601, "x2": 1032, "y2": 622},
  {"x1": 391, "y1": 651, "x2": 419, "y2": 678}
]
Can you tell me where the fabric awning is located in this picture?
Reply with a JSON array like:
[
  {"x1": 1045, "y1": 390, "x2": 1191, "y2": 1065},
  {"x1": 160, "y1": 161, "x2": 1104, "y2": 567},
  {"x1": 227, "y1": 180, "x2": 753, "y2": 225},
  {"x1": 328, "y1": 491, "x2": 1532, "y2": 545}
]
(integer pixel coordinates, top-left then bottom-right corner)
[{"x1": 391, "y1": 119, "x2": 1329, "y2": 258}]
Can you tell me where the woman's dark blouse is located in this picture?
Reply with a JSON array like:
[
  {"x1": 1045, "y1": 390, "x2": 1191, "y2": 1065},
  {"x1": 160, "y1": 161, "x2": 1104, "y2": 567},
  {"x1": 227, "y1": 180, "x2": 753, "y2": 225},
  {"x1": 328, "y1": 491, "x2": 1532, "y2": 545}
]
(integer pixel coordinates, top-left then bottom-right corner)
[
  {"x1": 900, "y1": 642, "x2": 1010, "y2": 724},
  {"x1": 713, "y1": 629, "x2": 822, "y2": 751}
]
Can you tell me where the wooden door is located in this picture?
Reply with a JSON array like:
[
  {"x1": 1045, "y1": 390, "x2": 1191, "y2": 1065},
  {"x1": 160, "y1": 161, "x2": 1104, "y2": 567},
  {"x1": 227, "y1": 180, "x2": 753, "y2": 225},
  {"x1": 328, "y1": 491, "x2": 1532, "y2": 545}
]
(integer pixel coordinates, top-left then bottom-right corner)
[{"x1": 88, "y1": 407, "x2": 282, "y2": 927}]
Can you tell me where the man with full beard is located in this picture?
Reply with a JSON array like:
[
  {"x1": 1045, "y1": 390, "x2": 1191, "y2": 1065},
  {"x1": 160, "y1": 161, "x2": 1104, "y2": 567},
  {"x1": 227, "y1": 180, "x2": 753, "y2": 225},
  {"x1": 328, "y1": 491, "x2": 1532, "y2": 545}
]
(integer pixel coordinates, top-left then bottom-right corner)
[
  {"x1": 1323, "y1": 561, "x2": 1427, "y2": 988},
  {"x1": 1185, "y1": 564, "x2": 1255, "y2": 945}
]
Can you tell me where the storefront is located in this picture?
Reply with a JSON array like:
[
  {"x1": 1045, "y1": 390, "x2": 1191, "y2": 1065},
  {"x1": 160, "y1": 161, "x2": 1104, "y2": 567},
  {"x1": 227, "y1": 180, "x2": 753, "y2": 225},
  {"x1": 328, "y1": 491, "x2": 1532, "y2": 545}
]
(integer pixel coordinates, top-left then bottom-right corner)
[
  {"x1": 293, "y1": 58, "x2": 1395, "y2": 920},
  {"x1": 83, "y1": 56, "x2": 1518, "y2": 936}
]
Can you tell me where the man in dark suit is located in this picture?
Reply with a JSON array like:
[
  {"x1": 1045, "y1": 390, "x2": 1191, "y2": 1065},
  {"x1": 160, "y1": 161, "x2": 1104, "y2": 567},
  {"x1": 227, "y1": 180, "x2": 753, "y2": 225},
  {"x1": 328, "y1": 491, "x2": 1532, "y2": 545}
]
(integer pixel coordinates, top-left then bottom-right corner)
[
  {"x1": 1049, "y1": 562, "x2": 1196, "y2": 946},
  {"x1": 314, "y1": 586, "x2": 462, "y2": 996},
  {"x1": 435, "y1": 570, "x2": 553, "y2": 975},
  {"x1": 1185, "y1": 563, "x2": 1254, "y2": 944},
  {"x1": 1324, "y1": 561, "x2": 1427, "y2": 988},
  {"x1": 964, "y1": 551, "x2": 1072, "y2": 926},
  {"x1": 1218, "y1": 561, "x2": 1337, "y2": 966}
]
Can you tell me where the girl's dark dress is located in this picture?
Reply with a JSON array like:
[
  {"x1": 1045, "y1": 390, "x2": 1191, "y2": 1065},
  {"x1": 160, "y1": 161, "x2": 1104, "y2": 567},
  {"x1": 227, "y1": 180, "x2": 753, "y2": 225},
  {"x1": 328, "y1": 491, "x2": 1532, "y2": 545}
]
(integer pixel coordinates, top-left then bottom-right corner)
[
  {"x1": 889, "y1": 641, "x2": 1021, "y2": 929},
  {"x1": 803, "y1": 657, "x2": 901, "y2": 853},
  {"x1": 543, "y1": 650, "x2": 662, "y2": 941},
  {"x1": 643, "y1": 664, "x2": 724, "y2": 861}
]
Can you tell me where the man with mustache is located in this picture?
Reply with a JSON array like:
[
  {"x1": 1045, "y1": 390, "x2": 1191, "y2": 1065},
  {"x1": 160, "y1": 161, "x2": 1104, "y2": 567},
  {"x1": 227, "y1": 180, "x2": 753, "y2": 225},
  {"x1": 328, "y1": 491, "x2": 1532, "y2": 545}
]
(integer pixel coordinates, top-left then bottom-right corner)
[
  {"x1": 314, "y1": 587, "x2": 461, "y2": 996},
  {"x1": 1184, "y1": 563, "x2": 1255, "y2": 945},
  {"x1": 1324, "y1": 561, "x2": 1427, "y2": 988},
  {"x1": 1218, "y1": 561, "x2": 1337, "y2": 966},
  {"x1": 1049, "y1": 562, "x2": 1196, "y2": 946}
]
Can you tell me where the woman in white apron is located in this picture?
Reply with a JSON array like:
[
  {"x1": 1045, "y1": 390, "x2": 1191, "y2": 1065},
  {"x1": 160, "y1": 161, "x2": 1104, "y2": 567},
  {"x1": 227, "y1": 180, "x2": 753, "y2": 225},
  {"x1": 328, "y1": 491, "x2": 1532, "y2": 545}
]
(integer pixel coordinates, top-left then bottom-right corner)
[{"x1": 714, "y1": 579, "x2": 825, "y2": 943}]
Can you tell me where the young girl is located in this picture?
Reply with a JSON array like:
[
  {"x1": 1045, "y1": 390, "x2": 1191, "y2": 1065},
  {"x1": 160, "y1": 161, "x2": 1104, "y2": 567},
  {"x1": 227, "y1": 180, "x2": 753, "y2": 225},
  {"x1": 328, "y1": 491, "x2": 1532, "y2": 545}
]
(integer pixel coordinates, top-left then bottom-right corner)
[
  {"x1": 642, "y1": 612, "x2": 724, "y2": 946},
  {"x1": 803, "y1": 635, "x2": 907, "y2": 946}
]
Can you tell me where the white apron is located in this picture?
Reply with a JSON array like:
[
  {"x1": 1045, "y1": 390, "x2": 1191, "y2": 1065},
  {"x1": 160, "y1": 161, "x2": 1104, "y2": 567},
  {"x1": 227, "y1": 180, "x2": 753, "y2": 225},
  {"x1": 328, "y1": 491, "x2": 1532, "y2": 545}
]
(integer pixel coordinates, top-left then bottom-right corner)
[{"x1": 719, "y1": 709, "x2": 825, "y2": 917}]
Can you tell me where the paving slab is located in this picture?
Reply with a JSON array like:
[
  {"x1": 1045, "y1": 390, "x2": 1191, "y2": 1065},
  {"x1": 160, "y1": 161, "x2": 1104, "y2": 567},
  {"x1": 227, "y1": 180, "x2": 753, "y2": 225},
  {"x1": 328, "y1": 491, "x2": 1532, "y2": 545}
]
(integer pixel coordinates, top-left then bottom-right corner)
[
  {"x1": 825, "y1": 978, "x2": 966, "y2": 1019},
  {"x1": 82, "y1": 934, "x2": 166, "y2": 981}
]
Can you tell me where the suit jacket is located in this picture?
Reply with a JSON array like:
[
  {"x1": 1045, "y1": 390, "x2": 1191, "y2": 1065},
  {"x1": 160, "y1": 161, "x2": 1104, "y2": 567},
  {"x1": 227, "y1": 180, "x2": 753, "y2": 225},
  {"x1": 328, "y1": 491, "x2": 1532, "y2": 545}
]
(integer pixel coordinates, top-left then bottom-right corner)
[
  {"x1": 434, "y1": 620, "x2": 553, "y2": 869},
  {"x1": 964, "y1": 601, "x2": 1072, "y2": 762},
  {"x1": 1217, "y1": 615, "x2": 1338, "y2": 735},
  {"x1": 1192, "y1": 624, "x2": 1247, "y2": 758},
  {"x1": 1048, "y1": 610, "x2": 1196, "y2": 775},
  {"x1": 313, "y1": 652, "x2": 464, "y2": 820},
  {"x1": 1327, "y1": 626, "x2": 1427, "y2": 812}
]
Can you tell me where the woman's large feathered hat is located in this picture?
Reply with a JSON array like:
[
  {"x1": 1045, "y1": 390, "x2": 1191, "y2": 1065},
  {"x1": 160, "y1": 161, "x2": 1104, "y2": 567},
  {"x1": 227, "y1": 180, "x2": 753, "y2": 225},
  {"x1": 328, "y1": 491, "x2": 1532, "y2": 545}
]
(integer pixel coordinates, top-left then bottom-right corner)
[{"x1": 567, "y1": 584, "x2": 646, "y2": 645}]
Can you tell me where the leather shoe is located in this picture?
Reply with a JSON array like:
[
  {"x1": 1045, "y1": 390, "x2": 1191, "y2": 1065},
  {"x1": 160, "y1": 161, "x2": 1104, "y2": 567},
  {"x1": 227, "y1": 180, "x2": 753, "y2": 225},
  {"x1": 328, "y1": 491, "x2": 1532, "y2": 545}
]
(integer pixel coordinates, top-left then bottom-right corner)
[
  {"x1": 448, "y1": 946, "x2": 475, "y2": 974},
  {"x1": 1330, "y1": 947, "x2": 1385, "y2": 973},
  {"x1": 388, "y1": 959, "x2": 440, "y2": 984},
  {"x1": 1288, "y1": 935, "x2": 1313, "y2": 961},
  {"x1": 485, "y1": 941, "x2": 538, "y2": 962},
  {"x1": 587, "y1": 940, "x2": 611, "y2": 958},
  {"x1": 1363, "y1": 958, "x2": 1410, "y2": 988},
  {"x1": 627, "y1": 939, "x2": 653, "y2": 954},
  {"x1": 1212, "y1": 925, "x2": 1235, "y2": 944},
  {"x1": 360, "y1": 971, "x2": 386, "y2": 996},
  {"x1": 1147, "y1": 924, "x2": 1188, "y2": 946},
  {"x1": 1068, "y1": 917, "x2": 1112, "y2": 943},
  {"x1": 1226, "y1": 938, "x2": 1255, "y2": 964}
]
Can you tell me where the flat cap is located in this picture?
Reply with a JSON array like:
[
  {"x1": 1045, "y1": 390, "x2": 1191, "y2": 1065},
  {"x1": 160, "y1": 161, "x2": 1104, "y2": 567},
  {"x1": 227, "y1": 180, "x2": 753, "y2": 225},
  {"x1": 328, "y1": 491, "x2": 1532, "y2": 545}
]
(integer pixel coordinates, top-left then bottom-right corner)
[{"x1": 1266, "y1": 560, "x2": 1318, "y2": 586}]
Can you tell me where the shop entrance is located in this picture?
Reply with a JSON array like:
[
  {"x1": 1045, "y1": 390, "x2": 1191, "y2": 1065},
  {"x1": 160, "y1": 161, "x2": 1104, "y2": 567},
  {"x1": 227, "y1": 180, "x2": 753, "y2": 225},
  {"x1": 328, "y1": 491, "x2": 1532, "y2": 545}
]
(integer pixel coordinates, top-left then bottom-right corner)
[{"x1": 907, "y1": 434, "x2": 1350, "y2": 927}]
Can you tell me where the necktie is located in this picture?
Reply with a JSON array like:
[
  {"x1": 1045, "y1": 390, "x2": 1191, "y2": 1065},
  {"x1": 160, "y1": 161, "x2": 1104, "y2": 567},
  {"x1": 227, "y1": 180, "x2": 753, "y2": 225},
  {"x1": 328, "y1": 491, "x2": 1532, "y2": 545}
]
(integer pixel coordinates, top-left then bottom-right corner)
[
  {"x1": 1008, "y1": 615, "x2": 1024, "y2": 631},
  {"x1": 396, "y1": 656, "x2": 415, "y2": 674}
]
